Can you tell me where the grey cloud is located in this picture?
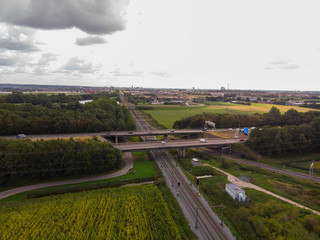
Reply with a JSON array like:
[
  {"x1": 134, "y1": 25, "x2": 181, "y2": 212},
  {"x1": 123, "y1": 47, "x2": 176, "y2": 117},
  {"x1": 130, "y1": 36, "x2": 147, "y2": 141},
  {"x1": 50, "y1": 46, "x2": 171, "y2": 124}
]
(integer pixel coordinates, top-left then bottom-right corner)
[
  {"x1": 0, "y1": 55, "x2": 18, "y2": 66},
  {"x1": 37, "y1": 53, "x2": 57, "y2": 66},
  {"x1": 0, "y1": 38, "x2": 39, "y2": 52},
  {"x1": 0, "y1": 0, "x2": 129, "y2": 35},
  {"x1": 0, "y1": 25, "x2": 40, "y2": 52},
  {"x1": 59, "y1": 57, "x2": 100, "y2": 74},
  {"x1": 264, "y1": 60, "x2": 300, "y2": 71},
  {"x1": 280, "y1": 64, "x2": 299, "y2": 70},
  {"x1": 75, "y1": 36, "x2": 107, "y2": 46},
  {"x1": 32, "y1": 53, "x2": 57, "y2": 74}
]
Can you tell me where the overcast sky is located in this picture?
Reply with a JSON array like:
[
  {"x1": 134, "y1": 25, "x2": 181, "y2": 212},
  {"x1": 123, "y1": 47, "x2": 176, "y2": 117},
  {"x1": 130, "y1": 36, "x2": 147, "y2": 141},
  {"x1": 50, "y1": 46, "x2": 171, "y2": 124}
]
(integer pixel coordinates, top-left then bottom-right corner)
[{"x1": 0, "y1": 0, "x2": 320, "y2": 91}]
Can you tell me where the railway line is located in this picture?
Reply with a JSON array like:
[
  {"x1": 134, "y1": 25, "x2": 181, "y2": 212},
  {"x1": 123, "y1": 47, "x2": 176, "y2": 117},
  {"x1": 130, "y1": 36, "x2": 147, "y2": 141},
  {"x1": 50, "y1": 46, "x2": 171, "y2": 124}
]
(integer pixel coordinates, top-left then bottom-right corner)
[
  {"x1": 154, "y1": 150, "x2": 230, "y2": 239},
  {"x1": 120, "y1": 92, "x2": 234, "y2": 240}
]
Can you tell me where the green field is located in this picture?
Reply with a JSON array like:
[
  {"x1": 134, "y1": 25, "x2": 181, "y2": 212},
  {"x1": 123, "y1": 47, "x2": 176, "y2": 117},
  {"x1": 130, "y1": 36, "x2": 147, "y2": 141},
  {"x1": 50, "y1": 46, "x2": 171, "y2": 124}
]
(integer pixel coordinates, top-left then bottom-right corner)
[
  {"x1": 0, "y1": 185, "x2": 182, "y2": 240},
  {"x1": 199, "y1": 154, "x2": 320, "y2": 212},
  {"x1": 142, "y1": 102, "x2": 318, "y2": 128}
]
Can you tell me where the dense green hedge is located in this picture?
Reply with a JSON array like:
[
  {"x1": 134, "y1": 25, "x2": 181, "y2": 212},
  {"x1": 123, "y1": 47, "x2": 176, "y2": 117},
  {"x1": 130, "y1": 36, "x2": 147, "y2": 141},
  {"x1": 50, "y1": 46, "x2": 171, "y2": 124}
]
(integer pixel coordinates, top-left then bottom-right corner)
[
  {"x1": 0, "y1": 138, "x2": 122, "y2": 186},
  {"x1": 246, "y1": 116, "x2": 320, "y2": 156},
  {"x1": 0, "y1": 97, "x2": 135, "y2": 135}
]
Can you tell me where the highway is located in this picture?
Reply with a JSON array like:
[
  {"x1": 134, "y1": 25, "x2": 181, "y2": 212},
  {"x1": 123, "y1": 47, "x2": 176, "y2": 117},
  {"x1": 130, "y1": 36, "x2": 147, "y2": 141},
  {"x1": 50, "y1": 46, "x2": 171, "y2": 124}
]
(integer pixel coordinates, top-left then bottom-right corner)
[
  {"x1": 120, "y1": 92, "x2": 235, "y2": 240},
  {"x1": 1, "y1": 129, "x2": 204, "y2": 140},
  {"x1": 115, "y1": 139, "x2": 238, "y2": 152}
]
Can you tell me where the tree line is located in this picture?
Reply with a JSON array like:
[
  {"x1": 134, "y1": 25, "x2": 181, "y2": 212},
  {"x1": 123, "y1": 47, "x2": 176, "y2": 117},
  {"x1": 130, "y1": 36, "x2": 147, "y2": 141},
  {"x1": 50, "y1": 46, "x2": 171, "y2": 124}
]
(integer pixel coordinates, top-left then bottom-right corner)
[
  {"x1": 0, "y1": 96, "x2": 135, "y2": 135},
  {"x1": 246, "y1": 116, "x2": 320, "y2": 156},
  {"x1": 0, "y1": 138, "x2": 122, "y2": 186},
  {"x1": 173, "y1": 106, "x2": 320, "y2": 129}
]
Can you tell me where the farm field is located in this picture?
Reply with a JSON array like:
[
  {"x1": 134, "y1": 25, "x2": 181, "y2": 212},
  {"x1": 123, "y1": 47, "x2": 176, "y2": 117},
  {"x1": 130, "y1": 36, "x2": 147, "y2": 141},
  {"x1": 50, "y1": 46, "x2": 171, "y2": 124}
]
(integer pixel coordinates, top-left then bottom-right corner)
[
  {"x1": 0, "y1": 185, "x2": 181, "y2": 240},
  {"x1": 142, "y1": 102, "x2": 318, "y2": 128}
]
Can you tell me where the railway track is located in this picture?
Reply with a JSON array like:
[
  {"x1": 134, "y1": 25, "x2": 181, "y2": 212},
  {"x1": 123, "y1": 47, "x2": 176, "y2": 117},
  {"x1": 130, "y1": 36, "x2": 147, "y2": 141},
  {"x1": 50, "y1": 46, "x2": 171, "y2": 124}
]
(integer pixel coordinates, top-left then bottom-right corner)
[
  {"x1": 120, "y1": 92, "x2": 234, "y2": 240},
  {"x1": 154, "y1": 150, "x2": 229, "y2": 239}
]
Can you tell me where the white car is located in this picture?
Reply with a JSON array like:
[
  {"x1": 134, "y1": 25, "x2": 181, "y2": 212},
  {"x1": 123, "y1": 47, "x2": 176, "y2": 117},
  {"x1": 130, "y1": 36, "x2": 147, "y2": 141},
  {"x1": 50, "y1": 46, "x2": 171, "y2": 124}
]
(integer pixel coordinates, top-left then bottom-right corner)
[
  {"x1": 161, "y1": 141, "x2": 166, "y2": 144},
  {"x1": 200, "y1": 138, "x2": 206, "y2": 143}
]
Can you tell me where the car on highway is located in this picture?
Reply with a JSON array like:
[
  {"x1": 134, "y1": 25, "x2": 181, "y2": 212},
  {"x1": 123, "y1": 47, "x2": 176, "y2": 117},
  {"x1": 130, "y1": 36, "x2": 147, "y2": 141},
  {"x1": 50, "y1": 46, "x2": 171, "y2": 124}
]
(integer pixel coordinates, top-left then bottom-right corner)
[
  {"x1": 239, "y1": 138, "x2": 245, "y2": 142},
  {"x1": 16, "y1": 134, "x2": 26, "y2": 139},
  {"x1": 228, "y1": 128, "x2": 233, "y2": 131},
  {"x1": 161, "y1": 141, "x2": 166, "y2": 144},
  {"x1": 200, "y1": 138, "x2": 207, "y2": 143},
  {"x1": 171, "y1": 129, "x2": 175, "y2": 132},
  {"x1": 128, "y1": 131, "x2": 133, "y2": 133}
]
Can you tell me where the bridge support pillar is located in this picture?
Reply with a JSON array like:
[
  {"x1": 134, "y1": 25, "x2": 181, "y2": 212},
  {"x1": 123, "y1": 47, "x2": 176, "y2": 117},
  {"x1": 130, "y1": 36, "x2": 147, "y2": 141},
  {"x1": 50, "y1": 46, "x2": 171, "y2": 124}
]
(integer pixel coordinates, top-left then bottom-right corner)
[
  {"x1": 182, "y1": 147, "x2": 186, "y2": 157},
  {"x1": 115, "y1": 136, "x2": 118, "y2": 144},
  {"x1": 164, "y1": 135, "x2": 168, "y2": 141},
  {"x1": 123, "y1": 136, "x2": 128, "y2": 143}
]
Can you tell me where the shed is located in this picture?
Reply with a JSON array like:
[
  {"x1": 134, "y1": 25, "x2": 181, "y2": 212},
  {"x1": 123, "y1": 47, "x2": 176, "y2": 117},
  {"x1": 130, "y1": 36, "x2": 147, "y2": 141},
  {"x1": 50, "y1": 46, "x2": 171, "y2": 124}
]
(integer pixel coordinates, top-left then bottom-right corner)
[
  {"x1": 225, "y1": 183, "x2": 247, "y2": 202},
  {"x1": 191, "y1": 158, "x2": 201, "y2": 167}
]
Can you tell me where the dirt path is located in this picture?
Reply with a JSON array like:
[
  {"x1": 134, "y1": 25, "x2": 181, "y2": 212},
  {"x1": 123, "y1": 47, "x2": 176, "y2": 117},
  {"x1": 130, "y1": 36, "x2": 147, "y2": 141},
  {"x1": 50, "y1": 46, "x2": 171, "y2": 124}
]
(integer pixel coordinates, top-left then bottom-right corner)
[
  {"x1": 203, "y1": 163, "x2": 320, "y2": 216},
  {"x1": 0, "y1": 152, "x2": 134, "y2": 200}
]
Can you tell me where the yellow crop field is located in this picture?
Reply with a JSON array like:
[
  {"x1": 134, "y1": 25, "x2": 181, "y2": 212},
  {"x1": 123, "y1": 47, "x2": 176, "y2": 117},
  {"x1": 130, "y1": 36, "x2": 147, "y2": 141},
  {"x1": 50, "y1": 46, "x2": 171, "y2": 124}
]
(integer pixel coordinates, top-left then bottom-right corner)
[
  {"x1": 143, "y1": 102, "x2": 319, "y2": 128},
  {"x1": 207, "y1": 103, "x2": 318, "y2": 114},
  {"x1": 0, "y1": 185, "x2": 181, "y2": 240}
]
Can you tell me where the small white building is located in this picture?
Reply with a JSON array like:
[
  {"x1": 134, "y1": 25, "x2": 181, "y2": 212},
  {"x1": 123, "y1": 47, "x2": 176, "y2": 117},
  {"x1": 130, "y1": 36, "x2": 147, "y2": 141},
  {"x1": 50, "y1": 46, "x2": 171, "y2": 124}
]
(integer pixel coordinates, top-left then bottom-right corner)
[
  {"x1": 225, "y1": 183, "x2": 247, "y2": 202},
  {"x1": 191, "y1": 158, "x2": 201, "y2": 167}
]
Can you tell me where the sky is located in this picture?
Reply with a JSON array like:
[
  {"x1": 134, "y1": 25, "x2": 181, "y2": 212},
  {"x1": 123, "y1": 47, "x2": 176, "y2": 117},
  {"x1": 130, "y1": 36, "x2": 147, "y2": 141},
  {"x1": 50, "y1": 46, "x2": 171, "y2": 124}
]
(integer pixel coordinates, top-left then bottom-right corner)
[{"x1": 0, "y1": 0, "x2": 320, "y2": 91}]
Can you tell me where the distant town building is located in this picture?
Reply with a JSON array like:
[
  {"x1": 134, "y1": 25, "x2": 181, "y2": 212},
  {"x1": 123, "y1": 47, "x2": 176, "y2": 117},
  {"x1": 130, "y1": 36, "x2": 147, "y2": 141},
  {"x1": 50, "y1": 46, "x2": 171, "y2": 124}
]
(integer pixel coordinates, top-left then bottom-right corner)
[
  {"x1": 191, "y1": 158, "x2": 201, "y2": 167},
  {"x1": 225, "y1": 183, "x2": 247, "y2": 202}
]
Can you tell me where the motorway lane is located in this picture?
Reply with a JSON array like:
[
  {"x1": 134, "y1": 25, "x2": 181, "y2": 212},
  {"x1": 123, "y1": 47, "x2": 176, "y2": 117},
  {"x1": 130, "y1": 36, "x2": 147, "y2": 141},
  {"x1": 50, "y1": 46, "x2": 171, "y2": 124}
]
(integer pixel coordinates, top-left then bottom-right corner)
[{"x1": 115, "y1": 139, "x2": 238, "y2": 152}]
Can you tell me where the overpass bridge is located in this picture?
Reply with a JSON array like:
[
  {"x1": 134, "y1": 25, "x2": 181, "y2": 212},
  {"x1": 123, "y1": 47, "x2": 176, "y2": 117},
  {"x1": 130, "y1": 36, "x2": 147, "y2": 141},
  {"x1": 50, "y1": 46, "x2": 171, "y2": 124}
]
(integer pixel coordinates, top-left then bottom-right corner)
[
  {"x1": 114, "y1": 139, "x2": 239, "y2": 156},
  {"x1": 103, "y1": 129, "x2": 205, "y2": 143}
]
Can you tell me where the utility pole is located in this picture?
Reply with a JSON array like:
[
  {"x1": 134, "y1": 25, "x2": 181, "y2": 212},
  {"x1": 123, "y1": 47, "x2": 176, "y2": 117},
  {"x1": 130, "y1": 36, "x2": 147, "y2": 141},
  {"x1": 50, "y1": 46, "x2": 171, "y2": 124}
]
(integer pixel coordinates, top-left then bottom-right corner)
[{"x1": 309, "y1": 161, "x2": 314, "y2": 177}]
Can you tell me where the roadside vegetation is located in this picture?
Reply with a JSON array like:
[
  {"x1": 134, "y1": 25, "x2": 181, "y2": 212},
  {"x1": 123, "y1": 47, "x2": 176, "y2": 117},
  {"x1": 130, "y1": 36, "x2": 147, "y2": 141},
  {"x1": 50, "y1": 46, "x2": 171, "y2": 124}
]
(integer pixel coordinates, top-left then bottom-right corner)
[
  {"x1": 177, "y1": 151, "x2": 320, "y2": 239},
  {"x1": 0, "y1": 138, "x2": 122, "y2": 187},
  {"x1": 0, "y1": 92, "x2": 135, "y2": 135},
  {"x1": 246, "y1": 116, "x2": 320, "y2": 156}
]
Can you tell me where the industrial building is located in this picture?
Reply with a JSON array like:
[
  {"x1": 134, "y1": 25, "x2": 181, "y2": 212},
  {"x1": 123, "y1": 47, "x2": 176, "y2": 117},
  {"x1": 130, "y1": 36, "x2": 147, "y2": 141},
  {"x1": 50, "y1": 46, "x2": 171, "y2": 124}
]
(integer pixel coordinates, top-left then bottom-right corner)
[
  {"x1": 225, "y1": 183, "x2": 247, "y2": 202},
  {"x1": 191, "y1": 158, "x2": 201, "y2": 167}
]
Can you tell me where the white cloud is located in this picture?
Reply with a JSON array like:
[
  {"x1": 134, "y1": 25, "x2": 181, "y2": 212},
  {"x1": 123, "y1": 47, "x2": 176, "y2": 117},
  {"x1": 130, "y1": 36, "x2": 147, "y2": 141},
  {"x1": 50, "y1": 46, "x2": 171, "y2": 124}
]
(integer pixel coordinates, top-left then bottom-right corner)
[{"x1": 59, "y1": 57, "x2": 101, "y2": 74}]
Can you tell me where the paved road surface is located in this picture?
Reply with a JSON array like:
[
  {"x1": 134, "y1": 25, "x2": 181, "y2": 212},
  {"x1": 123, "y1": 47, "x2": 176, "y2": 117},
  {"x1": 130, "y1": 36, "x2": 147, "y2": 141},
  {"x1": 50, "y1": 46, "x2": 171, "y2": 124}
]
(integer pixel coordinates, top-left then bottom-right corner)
[
  {"x1": 0, "y1": 152, "x2": 133, "y2": 200},
  {"x1": 116, "y1": 139, "x2": 238, "y2": 152}
]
